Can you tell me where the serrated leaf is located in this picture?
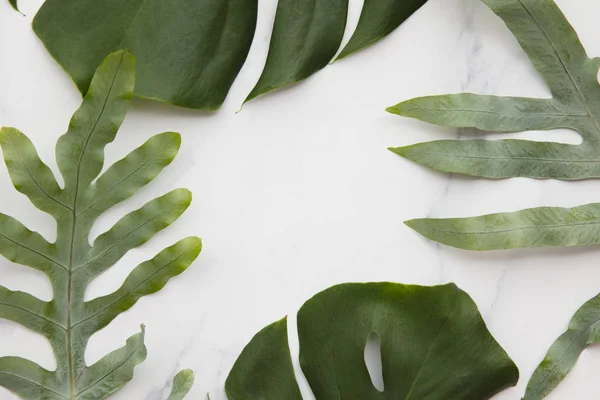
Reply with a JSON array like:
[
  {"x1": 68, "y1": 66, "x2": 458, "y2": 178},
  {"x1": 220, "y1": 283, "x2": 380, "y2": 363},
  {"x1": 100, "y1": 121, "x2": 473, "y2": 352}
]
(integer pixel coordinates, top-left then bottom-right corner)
[
  {"x1": 167, "y1": 369, "x2": 195, "y2": 400},
  {"x1": 389, "y1": 0, "x2": 600, "y2": 181},
  {"x1": 524, "y1": 294, "x2": 600, "y2": 400},
  {"x1": 33, "y1": 0, "x2": 427, "y2": 108},
  {"x1": 336, "y1": 0, "x2": 427, "y2": 60},
  {"x1": 0, "y1": 50, "x2": 201, "y2": 399},
  {"x1": 226, "y1": 283, "x2": 519, "y2": 400}
]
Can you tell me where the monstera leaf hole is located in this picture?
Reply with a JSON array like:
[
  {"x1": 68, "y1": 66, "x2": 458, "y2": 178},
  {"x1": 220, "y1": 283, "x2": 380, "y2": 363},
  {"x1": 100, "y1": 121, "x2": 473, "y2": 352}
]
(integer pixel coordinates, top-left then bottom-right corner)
[
  {"x1": 364, "y1": 331, "x2": 385, "y2": 392},
  {"x1": 226, "y1": 283, "x2": 518, "y2": 400}
]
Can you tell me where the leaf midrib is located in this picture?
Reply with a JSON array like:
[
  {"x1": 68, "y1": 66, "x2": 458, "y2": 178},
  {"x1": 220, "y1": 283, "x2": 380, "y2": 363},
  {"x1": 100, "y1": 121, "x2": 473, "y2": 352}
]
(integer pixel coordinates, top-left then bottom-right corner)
[
  {"x1": 64, "y1": 52, "x2": 125, "y2": 399},
  {"x1": 423, "y1": 219, "x2": 600, "y2": 235}
]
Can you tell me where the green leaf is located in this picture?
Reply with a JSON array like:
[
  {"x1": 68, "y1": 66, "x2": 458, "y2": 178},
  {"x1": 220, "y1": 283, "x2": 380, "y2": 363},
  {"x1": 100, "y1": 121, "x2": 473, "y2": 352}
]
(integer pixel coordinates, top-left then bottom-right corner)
[
  {"x1": 167, "y1": 369, "x2": 195, "y2": 400},
  {"x1": 8, "y1": 0, "x2": 22, "y2": 14},
  {"x1": 74, "y1": 328, "x2": 147, "y2": 399},
  {"x1": 336, "y1": 0, "x2": 427, "y2": 60},
  {"x1": 406, "y1": 203, "x2": 600, "y2": 251},
  {"x1": 33, "y1": 0, "x2": 427, "y2": 108},
  {"x1": 524, "y1": 293, "x2": 600, "y2": 400},
  {"x1": 386, "y1": 0, "x2": 600, "y2": 248},
  {"x1": 225, "y1": 318, "x2": 303, "y2": 400},
  {"x1": 388, "y1": 0, "x2": 600, "y2": 181},
  {"x1": 0, "y1": 50, "x2": 201, "y2": 399},
  {"x1": 244, "y1": 0, "x2": 349, "y2": 103},
  {"x1": 226, "y1": 283, "x2": 519, "y2": 399},
  {"x1": 32, "y1": 0, "x2": 258, "y2": 110}
]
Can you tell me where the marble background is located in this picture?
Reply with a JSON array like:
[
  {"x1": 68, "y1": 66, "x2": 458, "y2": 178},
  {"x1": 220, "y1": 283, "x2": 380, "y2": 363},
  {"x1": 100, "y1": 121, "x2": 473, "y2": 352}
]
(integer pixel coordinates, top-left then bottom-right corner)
[{"x1": 2, "y1": 0, "x2": 600, "y2": 398}]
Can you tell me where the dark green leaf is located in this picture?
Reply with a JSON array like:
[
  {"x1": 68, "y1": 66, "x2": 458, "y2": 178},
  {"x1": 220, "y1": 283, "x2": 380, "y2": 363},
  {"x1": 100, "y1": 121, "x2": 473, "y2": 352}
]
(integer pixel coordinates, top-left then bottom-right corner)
[
  {"x1": 226, "y1": 283, "x2": 519, "y2": 399},
  {"x1": 226, "y1": 318, "x2": 302, "y2": 400},
  {"x1": 33, "y1": 0, "x2": 428, "y2": 108},
  {"x1": 167, "y1": 369, "x2": 195, "y2": 400},
  {"x1": 524, "y1": 293, "x2": 600, "y2": 399},
  {"x1": 337, "y1": 0, "x2": 427, "y2": 60},
  {"x1": 33, "y1": 0, "x2": 258, "y2": 110},
  {"x1": 0, "y1": 50, "x2": 201, "y2": 399},
  {"x1": 8, "y1": 0, "x2": 22, "y2": 14},
  {"x1": 245, "y1": 0, "x2": 349, "y2": 103}
]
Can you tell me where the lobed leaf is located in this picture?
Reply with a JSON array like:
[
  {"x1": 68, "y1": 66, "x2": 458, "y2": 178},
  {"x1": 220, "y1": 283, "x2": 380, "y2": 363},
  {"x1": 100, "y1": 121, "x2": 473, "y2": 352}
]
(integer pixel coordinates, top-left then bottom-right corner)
[
  {"x1": 167, "y1": 369, "x2": 195, "y2": 400},
  {"x1": 0, "y1": 50, "x2": 201, "y2": 399},
  {"x1": 524, "y1": 294, "x2": 600, "y2": 399},
  {"x1": 226, "y1": 283, "x2": 519, "y2": 399},
  {"x1": 389, "y1": 0, "x2": 600, "y2": 181},
  {"x1": 33, "y1": 0, "x2": 427, "y2": 108}
]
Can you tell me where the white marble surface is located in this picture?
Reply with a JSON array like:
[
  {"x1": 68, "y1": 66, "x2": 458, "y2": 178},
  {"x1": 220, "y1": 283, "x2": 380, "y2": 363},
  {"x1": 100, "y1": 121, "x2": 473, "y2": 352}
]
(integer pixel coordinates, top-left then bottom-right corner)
[{"x1": 2, "y1": 0, "x2": 600, "y2": 398}]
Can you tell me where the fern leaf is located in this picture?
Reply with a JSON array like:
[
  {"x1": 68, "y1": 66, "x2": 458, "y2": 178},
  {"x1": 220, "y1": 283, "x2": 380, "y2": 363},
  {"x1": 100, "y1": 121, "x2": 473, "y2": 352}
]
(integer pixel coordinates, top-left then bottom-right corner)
[{"x1": 0, "y1": 50, "x2": 201, "y2": 399}]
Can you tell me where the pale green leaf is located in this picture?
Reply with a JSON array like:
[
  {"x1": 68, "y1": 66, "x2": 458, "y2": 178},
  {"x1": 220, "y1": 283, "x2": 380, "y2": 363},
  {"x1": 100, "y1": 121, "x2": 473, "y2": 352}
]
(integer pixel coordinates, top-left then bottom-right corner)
[
  {"x1": 226, "y1": 283, "x2": 519, "y2": 399},
  {"x1": 74, "y1": 189, "x2": 192, "y2": 282},
  {"x1": 0, "y1": 50, "x2": 201, "y2": 399},
  {"x1": 0, "y1": 357, "x2": 63, "y2": 400},
  {"x1": 406, "y1": 203, "x2": 600, "y2": 251},
  {"x1": 167, "y1": 369, "x2": 195, "y2": 400},
  {"x1": 524, "y1": 294, "x2": 600, "y2": 400},
  {"x1": 0, "y1": 285, "x2": 63, "y2": 336},
  {"x1": 0, "y1": 213, "x2": 63, "y2": 275},
  {"x1": 75, "y1": 237, "x2": 201, "y2": 335},
  {"x1": 389, "y1": 0, "x2": 600, "y2": 180},
  {"x1": 0, "y1": 128, "x2": 68, "y2": 217},
  {"x1": 74, "y1": 328, "x2": 147, "y2": 399}
]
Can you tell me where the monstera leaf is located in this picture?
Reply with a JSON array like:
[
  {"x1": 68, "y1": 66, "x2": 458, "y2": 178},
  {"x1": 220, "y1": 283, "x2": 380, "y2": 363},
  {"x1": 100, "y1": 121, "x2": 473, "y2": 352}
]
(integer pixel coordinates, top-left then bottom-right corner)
[
  {"x1": 0, "y1": 50, "x2": 201, "y2": 399},
  {"x1": 388, "y1": 0, "x2": 600, "y2": 251},
  {"x1": 33, "y1": 0, "x2": 428, "y2": 109},
  {"x1": 226, "y1": 283, "x2": 519, "y2": 399}
]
